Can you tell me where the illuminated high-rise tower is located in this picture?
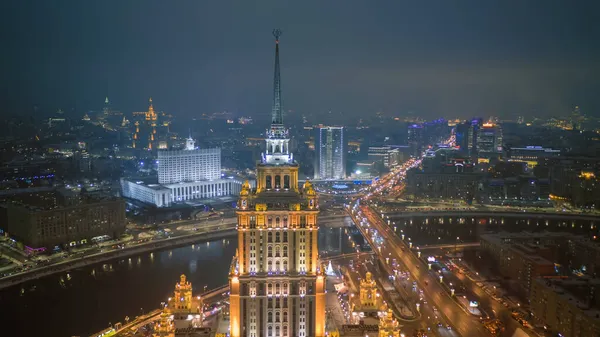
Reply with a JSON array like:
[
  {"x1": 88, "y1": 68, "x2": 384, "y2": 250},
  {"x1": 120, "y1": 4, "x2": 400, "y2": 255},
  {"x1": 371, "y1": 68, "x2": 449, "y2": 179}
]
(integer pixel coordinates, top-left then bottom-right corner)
[
  {"x1": 229, "y1": 30, "x2": 326, "y2": 337},
  {"x1": 314, "y1": 126, "x2": 346, "y2": 180}
]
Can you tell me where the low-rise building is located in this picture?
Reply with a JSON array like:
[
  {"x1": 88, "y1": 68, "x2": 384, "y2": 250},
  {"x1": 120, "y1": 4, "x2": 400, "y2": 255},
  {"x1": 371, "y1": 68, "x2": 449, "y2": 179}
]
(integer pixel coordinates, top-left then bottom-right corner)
[{"x1": 120, "y1": 178, "x2": 243, "y2": 208}]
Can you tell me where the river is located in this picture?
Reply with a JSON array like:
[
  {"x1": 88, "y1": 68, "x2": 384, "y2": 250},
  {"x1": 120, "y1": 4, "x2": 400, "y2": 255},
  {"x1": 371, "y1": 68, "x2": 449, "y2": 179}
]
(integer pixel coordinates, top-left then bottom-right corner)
[{"x1": 3, "y1": 222, "x2": 359, "y2": 337}]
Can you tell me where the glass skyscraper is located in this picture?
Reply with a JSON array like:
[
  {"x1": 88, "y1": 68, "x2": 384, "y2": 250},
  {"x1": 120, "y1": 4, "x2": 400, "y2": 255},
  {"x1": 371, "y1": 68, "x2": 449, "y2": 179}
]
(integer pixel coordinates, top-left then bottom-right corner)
[{"x1": 314, "y1": 126, "x2": 346, "y2": 180}]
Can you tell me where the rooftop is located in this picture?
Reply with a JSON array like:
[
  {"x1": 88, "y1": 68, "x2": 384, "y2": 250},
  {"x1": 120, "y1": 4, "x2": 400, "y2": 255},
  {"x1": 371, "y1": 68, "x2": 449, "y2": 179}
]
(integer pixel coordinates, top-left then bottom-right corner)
[{"x1": 535, "y1": 277, "x2": 600, "y2": 319}]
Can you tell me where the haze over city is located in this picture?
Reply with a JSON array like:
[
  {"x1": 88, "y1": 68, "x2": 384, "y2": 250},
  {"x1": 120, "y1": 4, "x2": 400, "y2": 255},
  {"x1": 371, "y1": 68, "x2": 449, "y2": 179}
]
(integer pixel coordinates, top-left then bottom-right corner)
[
  {"x1": 3, "y1": 2, "x2": 600, "y2": 337},
  {"x1": 2, "y1": 0, "x2": 599, "y2": 120}
]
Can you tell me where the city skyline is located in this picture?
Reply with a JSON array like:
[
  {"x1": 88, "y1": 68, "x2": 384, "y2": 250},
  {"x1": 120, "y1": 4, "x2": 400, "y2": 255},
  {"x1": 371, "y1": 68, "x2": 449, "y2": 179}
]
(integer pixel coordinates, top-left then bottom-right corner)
[
  {"x1": 3, "y1": 2, "x2": 600, "y2": 337},
  {"x1": 1, "y1": 1, "x2": 599, "y2": 120}
]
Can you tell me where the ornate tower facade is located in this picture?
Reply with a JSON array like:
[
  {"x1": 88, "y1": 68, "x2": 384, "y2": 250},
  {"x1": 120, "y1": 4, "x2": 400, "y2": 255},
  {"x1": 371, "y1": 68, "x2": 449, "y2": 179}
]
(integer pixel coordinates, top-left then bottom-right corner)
[
  {"x1": 378, "y1": 307, "x2": 402, "y2": 337},
  {"x1": 359, "y1": 272, "x2": 380, "y2": 310},
  {"x1": 132, "y1": 97, "x2": 160, "y2": 150},
  {"x1": 229, "y1": 30, "x2": 325, "y2": 337},
  {"x1": 154, "y1": 274, "x2": 204, "y2": 337}
]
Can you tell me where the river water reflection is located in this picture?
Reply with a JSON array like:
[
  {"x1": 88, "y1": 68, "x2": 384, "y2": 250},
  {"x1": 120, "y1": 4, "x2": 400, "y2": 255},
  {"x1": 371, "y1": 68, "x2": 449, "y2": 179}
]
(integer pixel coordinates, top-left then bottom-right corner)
[{"x1": 3, "y1": 223, "x2": 358, "y2": 337}]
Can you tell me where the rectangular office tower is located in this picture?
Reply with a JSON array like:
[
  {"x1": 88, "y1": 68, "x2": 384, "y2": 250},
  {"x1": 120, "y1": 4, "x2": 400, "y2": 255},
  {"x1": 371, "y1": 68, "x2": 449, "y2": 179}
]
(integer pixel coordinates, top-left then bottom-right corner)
[
  {"x1": 229, "y1": 31, "x2": 325, "y2": 337},
  {"x1": 314, "y1": 126, "x2": 346, "y2": 180}
]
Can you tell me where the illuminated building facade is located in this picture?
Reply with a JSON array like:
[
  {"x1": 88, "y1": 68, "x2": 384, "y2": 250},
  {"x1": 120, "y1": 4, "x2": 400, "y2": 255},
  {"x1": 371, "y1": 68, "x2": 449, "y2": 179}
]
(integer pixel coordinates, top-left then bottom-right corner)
[
  {"x1": 229, "y1": 30, "x2": 325, "y2": 337},
  {"x1": 378, "y1": 306, "x2": 401, "y2": 337},
  {"x1": 158, "y1": 137, "x2": 220, "y2": 185},
  {"x1": 476, "y1": 122, "x2": 503, "y2": 157},
  {"x1": 314, "y1": 126, "x2": 346, "y2": 179},
  {"x1": 154, "y1": 274, "x2": 205, "y2": 337},
  {"x1": 132, "y1": 97, "x2": 172, "y2": 150},
  {"x1": 506, "y1": 146, "x2": 561, "y2": 168},
  {"x1": 122, "y1": 134, "x2": 242, "y2": 207},
  {"x1": 359, "y1": 272, "x2": 380, "y2": 310}
]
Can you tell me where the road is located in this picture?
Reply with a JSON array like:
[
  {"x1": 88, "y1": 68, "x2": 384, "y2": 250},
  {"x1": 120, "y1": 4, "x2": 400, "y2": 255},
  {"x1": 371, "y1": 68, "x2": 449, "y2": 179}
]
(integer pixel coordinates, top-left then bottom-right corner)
[
  {"x1": 350, "y1": 203, "x2": 492, "y2": 336},
  {"x1": 0, "y1": 221, "x2": 237, "y2": 290}
]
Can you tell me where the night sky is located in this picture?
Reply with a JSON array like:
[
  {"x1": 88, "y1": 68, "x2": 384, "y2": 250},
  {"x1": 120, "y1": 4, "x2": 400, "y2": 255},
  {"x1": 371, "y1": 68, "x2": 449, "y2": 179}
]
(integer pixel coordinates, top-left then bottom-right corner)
[{"x1": 1, "y1": 0, "x2": 598, "y2": 120}]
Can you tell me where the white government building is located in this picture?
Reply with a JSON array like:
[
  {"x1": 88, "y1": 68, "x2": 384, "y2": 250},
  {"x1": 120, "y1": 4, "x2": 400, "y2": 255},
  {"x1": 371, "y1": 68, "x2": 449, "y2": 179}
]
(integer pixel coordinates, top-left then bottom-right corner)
[{"x1": 121, "y1": 137, "x2": 242, "y2": 207}]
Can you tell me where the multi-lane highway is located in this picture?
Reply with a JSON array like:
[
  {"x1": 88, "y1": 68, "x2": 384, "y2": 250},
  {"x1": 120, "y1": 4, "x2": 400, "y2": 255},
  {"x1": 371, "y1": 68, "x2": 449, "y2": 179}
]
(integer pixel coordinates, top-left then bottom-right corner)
[{"x1": 349, "y1": 203, "x2": 492, "y2": 336}]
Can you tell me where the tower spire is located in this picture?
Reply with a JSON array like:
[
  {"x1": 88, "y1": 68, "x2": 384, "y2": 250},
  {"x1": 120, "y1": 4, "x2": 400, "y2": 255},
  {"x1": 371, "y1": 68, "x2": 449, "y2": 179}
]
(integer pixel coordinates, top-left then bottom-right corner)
[{"x1": 271, "y1": 29, "x2": 283, "y2": 126}]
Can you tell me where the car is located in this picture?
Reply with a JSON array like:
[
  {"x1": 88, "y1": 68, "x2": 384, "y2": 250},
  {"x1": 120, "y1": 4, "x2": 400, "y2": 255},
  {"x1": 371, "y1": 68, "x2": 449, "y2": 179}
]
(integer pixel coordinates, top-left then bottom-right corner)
[{"x1": 446, "y1": 325, "x2": 452, "y2": 330}]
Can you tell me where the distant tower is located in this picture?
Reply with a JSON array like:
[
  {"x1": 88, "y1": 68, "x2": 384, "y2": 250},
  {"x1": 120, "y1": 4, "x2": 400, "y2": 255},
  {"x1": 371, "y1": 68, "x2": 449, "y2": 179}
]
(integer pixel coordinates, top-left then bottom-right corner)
[
  {"x1": 146, "y1": 97, "x2": 158, "y2": 150},
  {"x1": 314, "y1": 126, "x2": 346, "y2": 179},
  {"x1": 102, "y1": 96, "x2": 111, "y2": 118},
  {"x1": 185, "y1": 134, "x2": 196, "y2": 150},
  {"x1": 133, "y1": 121, "x2": 140, "y2": 148},
  {"x1": 146, "y1": 97, "x2": 157, "y2": 121}
]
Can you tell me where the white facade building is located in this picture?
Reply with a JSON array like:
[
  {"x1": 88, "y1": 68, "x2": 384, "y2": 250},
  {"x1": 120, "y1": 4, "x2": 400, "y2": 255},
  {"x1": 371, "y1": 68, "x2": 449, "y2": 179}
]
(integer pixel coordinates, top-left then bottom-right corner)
[
  {"x1": 120, "y1": 180, "x2": 172, "y2": 207},
  {"x1": 121, "y1": 137, "x2": 242, "y2": 207},
  {"x1": 121, "y1": 178, "x2": 243, "y2": 208},
  {"x1": 158, "y1": 138, "x2": 220, "y2": 184}
]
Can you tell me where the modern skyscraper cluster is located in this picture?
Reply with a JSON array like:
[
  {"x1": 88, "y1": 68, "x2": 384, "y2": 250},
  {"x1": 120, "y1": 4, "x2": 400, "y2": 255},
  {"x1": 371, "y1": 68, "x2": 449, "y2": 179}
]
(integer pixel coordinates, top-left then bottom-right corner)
[
  {"x1": 455, "y1": 118, "x2": 503, "y2": 160},
  {"x1": 229, "y1": 30, "x2": 326, "y2": 337}
]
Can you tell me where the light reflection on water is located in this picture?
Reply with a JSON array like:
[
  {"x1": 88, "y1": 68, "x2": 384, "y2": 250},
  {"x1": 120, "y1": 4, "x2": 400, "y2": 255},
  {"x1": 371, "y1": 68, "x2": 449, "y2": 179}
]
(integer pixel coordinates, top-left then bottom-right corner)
[
  {"x1": 2, "y1": 221, "x2": 357, "y2": 337},
  {"x1": 2, "y1": 238, "x2": 237, "y2": 337}
]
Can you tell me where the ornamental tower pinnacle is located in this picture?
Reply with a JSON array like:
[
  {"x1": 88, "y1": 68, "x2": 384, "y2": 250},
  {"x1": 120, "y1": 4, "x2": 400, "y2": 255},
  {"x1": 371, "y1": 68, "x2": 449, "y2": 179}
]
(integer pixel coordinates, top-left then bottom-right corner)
[
  {"x1": 264, "y1": 29, "x2": 293, "y2": 165},
  {"x1": 271, "y1": 29, "x2": 283, "y2": 127}
]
